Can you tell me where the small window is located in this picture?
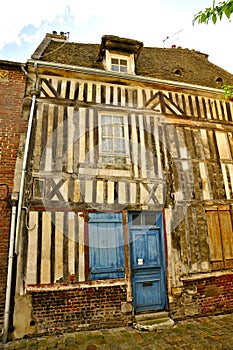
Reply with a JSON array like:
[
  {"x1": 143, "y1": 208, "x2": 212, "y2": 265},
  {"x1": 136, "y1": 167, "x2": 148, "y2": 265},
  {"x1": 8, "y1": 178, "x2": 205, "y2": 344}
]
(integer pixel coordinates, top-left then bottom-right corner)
[
  {"x1": 129, "y1": 211, "x2": 162, "y2": 226},
  {"x1": 111, "y1": 58, "x2": 128, "y2": 72},
  {"x1": 216, "y1": 77, "x2": 223, "y2": 83},
  {"x1": 99, "y1": 113, "x2": 130, "y2": 165},
  {"x1": 174, "y1": 69, "x2": 182, "y2": 76}
]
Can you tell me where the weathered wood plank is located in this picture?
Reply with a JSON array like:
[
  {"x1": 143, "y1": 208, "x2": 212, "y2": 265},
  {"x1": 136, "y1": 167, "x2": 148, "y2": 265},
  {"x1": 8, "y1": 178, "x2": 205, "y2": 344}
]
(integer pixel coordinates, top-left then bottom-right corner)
[
  {"x1": 78, "y1": 213, "x2": 85, "y2": 282},
  {"x1": 68, "y1": 212, "x2": 76, "y2": 276}
]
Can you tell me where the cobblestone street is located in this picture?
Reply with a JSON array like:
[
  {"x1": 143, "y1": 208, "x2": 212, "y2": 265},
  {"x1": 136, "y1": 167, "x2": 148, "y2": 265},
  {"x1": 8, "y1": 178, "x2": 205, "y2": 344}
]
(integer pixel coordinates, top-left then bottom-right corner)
[{"x1": 1, "y1": 313, "x2": 233, "y2": 350}]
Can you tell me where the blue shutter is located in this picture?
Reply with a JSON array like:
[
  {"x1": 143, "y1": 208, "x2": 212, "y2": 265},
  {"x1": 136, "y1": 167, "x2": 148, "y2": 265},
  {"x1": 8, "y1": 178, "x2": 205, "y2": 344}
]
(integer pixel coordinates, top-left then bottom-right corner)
[{"x1": 89, "y1": 213, "x2": 125, "y2": 280}]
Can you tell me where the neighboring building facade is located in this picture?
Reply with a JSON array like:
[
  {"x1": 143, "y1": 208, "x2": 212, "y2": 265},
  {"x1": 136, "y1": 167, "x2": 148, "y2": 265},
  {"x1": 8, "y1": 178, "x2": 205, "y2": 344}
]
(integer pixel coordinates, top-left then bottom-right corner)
[
  {"x1": 0, "y1": 60, "x2": 26, "y2": 332},
  {"x1": 8, "y1": 33, "x2": 233, "y2": 339}
]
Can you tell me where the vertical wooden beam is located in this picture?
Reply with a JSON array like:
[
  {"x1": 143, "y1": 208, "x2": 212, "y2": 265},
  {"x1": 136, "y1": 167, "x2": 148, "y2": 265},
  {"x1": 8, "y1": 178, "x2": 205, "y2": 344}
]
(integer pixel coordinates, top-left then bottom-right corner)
[
  {"x1": 79, "y1": 108, "x2": 86, "y2": 163},
  {"x1": 67, "y1": 106, "x2": 74, "y2": 173},
  {"x1": 44, "y1": 105, "x2": 54, "y2": 172},
  {"x1": 33, "y1": 104, "x2": 43, "y2": 171},
  {"x1": 89, "y1": 109, "x2": 95, "y2": 164},
  {"x1": 122, "y1": 210, "x2": 132, "y2": 301},
  {"x1": 68, "y1": 211, "x2": 76, "y2": 276},
  {"x1": 78, "y1": 212, "x2": 86, "y2": 281},
  {"x1": 54, "y1": 211, "x2": 64, "y2": 282},
  {"x1": 96, "y1": 83, "x2": 101, "y2": 104}
]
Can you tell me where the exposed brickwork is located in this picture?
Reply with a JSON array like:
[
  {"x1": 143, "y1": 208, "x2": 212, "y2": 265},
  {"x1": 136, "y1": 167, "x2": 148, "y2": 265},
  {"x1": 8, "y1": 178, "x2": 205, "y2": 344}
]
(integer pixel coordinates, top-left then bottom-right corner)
[
  {"x1": 196, "y1": 274, "x2": 233, "y2": 316},
  {"x1": 0, "y1": 62, "x2": 26, "y2": 329},
  {"x1": 30, "y1": 285, "x2": 132, "y2": 336},
  {"x1": 170, "y1": 274, "x2": 233, "y2": 320}
]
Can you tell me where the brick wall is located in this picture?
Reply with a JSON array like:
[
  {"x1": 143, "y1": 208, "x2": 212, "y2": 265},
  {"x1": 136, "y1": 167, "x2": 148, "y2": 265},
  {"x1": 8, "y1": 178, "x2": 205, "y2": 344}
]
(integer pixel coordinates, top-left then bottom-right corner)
[
  {"x1": 29, "y1": 285, "x2": 132, "y2": 336},
  {"x1": 0, "y1": 61, "x2": 26, "y2": 329},
  {"x1": 196, "y1": 274, "x2": 233, "y2": 316},
  {"x1": 170, "y1": 273, "x2": 233, "y2": 320}
]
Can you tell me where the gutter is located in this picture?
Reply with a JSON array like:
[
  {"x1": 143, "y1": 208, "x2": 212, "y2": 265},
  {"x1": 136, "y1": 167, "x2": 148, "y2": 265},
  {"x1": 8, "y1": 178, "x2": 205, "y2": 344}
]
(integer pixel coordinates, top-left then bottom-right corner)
[
  {"x1": 2, "y1": 62, "x2": 39, "y2": 344},
  {"x1": 27, "y1": 59, "x2": 224, "y2": 96}
]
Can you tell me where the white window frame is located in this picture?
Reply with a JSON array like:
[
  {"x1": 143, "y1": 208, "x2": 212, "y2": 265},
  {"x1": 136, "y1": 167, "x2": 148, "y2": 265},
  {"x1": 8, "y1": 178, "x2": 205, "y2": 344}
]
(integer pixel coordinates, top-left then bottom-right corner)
[
  {"x1": 98, "y1": 112, "x2": 130, "y2": 165},
  {"x1": 104, "y1": 50, "x2": 135, "y2": 74}
]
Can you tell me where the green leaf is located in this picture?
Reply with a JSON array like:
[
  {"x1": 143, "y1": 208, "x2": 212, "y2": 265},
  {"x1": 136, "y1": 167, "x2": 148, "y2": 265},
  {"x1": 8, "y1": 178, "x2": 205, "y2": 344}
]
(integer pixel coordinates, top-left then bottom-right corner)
[
  {"x1": 212, "y1": 13, "x2": 217, "y2": 23},
  {"x1": 224, "y1": 3, "x2": 232, "y2": 17},
  {"x1": 193, "y1": 0, "x2": 233, "y2": 25}
]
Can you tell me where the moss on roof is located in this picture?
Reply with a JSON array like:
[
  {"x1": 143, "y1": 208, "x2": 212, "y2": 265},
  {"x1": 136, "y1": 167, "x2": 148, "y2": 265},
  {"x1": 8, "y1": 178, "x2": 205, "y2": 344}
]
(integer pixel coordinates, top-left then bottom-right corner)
[{"x1": 31, "y1": 35, "x2": 233, "y2": 89}]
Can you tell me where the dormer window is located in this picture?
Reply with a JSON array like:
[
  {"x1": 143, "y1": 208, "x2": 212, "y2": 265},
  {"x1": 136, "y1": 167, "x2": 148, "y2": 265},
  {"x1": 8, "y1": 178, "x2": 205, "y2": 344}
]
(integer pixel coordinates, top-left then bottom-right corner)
[
  {"x1": 111, "y1": 57, "x2": 127, "y2": 72},
  {"x1": 97, "y1": 35, "x2": 143, "y2": 75},
  {"x1": 104, "y1": 51, "x2": 134, "y2": 74}
]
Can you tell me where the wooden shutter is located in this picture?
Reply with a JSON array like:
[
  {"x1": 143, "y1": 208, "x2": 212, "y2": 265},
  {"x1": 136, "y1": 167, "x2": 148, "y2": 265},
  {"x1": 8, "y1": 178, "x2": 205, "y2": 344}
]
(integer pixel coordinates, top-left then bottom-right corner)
[
  {"x1": 88, "y1": 213, "x2": 125, "y2": 280},
  {"x1": 219, "y1": 207, "x2": 233, "y2": 268},
  {"x1": 206, "y1": 206, "x2": 233, "y2": 270}
]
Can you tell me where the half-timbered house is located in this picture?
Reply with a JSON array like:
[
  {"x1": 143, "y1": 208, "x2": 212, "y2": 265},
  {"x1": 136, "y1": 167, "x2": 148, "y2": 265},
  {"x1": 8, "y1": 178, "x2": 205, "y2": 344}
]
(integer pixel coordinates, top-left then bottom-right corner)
[{"x1": 9, "y1": 32, "x2": 233, "y2": 339}]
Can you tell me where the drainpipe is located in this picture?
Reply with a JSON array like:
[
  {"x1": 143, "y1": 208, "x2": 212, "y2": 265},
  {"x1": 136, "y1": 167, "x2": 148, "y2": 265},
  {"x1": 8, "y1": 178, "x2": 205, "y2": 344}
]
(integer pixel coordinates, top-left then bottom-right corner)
[
  {"x1": 14, "y1": 62, "x2": 39, "y2": 254},
  {"x1": 2, "y1": 205, "x2": 17, "y2": 344},
  {"x1": 2, "y1": 62, "x2": 39, "y2": 343}
]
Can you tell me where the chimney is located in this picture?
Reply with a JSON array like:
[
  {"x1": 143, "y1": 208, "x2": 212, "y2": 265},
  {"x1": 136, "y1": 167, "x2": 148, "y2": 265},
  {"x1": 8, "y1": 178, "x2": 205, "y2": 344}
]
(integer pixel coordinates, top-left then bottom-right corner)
[{"x1": 45, "y1": 31, "x2": 68, "y2": 41}]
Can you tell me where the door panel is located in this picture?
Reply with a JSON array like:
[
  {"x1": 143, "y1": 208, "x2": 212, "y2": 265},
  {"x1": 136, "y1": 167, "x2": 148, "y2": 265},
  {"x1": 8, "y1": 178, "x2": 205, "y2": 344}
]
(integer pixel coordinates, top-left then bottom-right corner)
[
  {"x1": 134, "y1": 273, "x2": 162, "y2": 309},
  {"x1": 129, "y1": 212, "x2": 166, "y2": 312}
]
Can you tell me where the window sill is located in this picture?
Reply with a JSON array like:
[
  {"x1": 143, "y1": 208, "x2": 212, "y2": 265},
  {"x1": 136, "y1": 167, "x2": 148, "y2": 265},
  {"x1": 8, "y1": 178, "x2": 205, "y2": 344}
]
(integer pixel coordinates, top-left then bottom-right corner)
[
  {"x1": 26, "y1": 278, "x2": 127, "y2": 292},
  {"x1": 78, "y1": 165, "x2": 131, "y2": 178}
]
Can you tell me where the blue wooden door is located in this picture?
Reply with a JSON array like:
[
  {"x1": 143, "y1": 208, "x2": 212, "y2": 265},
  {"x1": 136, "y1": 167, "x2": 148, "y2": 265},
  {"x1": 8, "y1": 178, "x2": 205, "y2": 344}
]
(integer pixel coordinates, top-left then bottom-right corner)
[
  {"x1": 89, "y1": 212, "x2": 125, "y2": 280},
  {"x1": 129, "y1": 212, "x2": 166, "y2": 312}
]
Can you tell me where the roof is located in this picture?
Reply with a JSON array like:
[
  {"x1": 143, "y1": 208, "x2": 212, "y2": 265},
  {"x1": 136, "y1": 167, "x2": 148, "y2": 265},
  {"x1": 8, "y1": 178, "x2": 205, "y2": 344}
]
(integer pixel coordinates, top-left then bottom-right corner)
[
  {"x1": 31, "y1": 33, "x2": 233, "y2": 88},
  {"x1": 0, "y1": 60, "x2": 23, "y2": 69}
]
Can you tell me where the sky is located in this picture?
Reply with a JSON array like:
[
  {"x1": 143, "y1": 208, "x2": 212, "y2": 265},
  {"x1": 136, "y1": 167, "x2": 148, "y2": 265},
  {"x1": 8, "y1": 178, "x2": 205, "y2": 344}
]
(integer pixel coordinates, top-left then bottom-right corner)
[{"x1": 1, "y1": 0, "x2": 233, "y2": 73}]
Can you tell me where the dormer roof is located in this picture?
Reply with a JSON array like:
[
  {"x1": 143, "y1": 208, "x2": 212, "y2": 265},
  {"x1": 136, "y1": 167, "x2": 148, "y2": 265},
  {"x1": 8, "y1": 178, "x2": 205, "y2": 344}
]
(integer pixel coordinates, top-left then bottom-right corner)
[{"x1": 96, "y1": 35, "x2": 143, "y2": 62}]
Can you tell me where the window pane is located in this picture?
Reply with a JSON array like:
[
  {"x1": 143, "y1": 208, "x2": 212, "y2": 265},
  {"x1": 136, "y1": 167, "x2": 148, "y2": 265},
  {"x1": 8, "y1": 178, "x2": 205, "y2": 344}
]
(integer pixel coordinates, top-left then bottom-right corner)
[
  {"x1": 114, "y1": 139, "x2": 125, "y2": 152},
  {"x1": 102, "y1": 125, "x2": 112, "y2": 136},
  {"x1": 113, "y1": 116, "x2": 123, "y2": 124},
  {"x1": 114, "y1": 125, "x2": 124, "y2": 137},
  {"x1": 145, "y1": 212, "x2": 157, "y2": 226},
  {"x1": 120, "y1": 59, "x2": 127, "y2": 65},
  {"x1": 120, "y1": 66, "x2": 127, "y2": 73},
  {"x1": 102, "y1": 139, "x2": 113, "y2": 152},
  {"x1": 111, "y1": 58, "x2": 119, "y2": 64},
  {"x1": 102, "y1": 115, "x2": 112, "y2": 124},
  {"x1": 131, "y1": 212, "x2": 142, "y2": 225},
  {"x1": 111, "y1": 65, "x2": 119, "y2": 72}
]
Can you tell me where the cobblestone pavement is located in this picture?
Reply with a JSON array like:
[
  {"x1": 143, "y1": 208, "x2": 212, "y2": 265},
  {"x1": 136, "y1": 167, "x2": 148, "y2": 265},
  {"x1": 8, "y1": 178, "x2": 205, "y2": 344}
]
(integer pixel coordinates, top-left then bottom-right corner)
[{"x1": 1, "y1": 314, "x2": 233, "y2": 350}]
